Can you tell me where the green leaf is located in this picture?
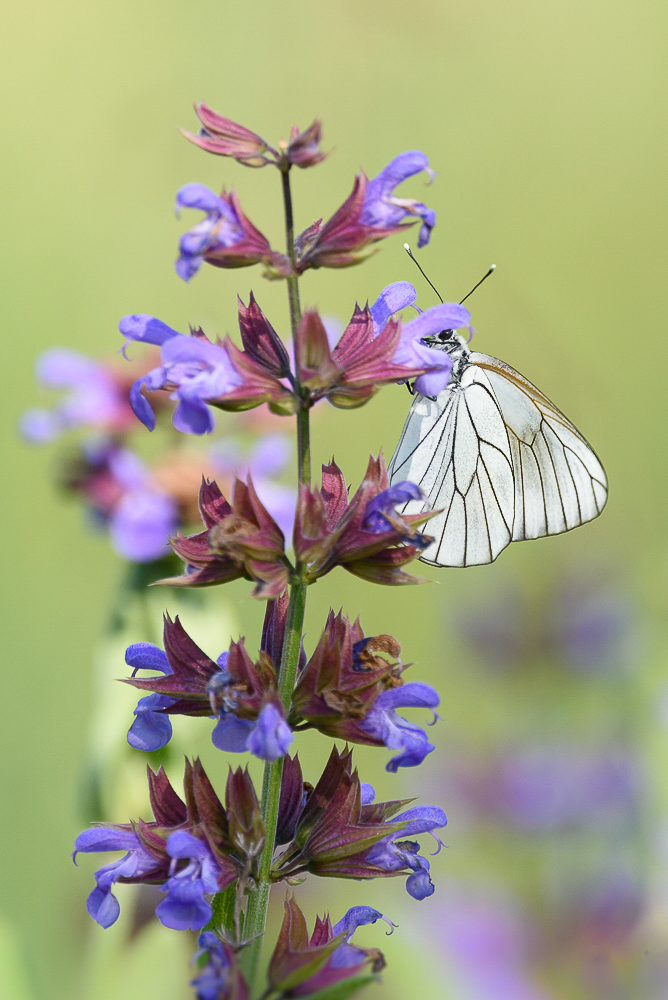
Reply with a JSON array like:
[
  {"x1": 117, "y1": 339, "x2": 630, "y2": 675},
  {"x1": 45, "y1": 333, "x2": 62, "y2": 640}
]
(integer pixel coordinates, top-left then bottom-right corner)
[
  {"x1": 206, "y1": 884, "x2": 237, "y2": 932},
  {"x1": 299, "y1": 974, "x2": 380, "y2": 1000}
]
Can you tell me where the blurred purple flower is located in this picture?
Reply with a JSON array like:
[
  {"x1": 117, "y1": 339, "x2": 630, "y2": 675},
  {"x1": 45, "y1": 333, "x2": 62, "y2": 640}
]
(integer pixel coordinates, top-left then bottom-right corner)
[
  {"x1": 432, "y1": 891, "x2": 551, "y2": 1000},
  {"x1": 496, "y1": 745, "x2": 638, "y2": 832},
  {"x1": 454, "y1": 579, "x2": 640, "y2": 675},
  {"x1": 62, "y1": 439, "x2": 178, "y2": 563},
  {"x1": 549, "y1": 585, "x2": 639, "y2": 674},
  {"x1": 104, "y1": 446, "x2": 178, "y2": 561},
  {"x1": 110, "y1": 490, "x2": 177, "y2": 562},
  {"x1": 20, "y1": 349, "x2": 134, "y2": 442},
  {"x1": 209, "y1": 433, "x2": 296, "y2": 541}
]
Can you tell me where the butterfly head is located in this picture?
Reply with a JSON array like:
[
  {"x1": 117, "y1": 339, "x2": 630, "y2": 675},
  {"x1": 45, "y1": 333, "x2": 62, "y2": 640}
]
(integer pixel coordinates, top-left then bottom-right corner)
[{"x1": 421, "y1": 330, "x2": 470, "y2": 355}]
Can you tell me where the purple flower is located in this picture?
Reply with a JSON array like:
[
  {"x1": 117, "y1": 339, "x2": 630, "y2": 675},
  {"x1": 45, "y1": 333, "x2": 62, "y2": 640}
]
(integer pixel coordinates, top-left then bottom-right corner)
[
  {"x1": 126, "y1": 643, "x2": 177, "y2": 751},
  {"x1": 73, "y1": 828, "x2": 162, "y2": 929},
  {"x1": 127, "y1": 694, "x2": 175, "y2": 751},
  {"x1": 370, "y1": 282, "x2": 474, "y2": 396},
  {"x1": 74, "y1": 762, "x2": 250, "y2": 931},
  {"x1": 330, "y1": 906, "x2": 394, "y2": 966},
  {"x1": 361, "y1": 151, "x2": 436, "y2": 248},
  {"x1": 211, "y1": 712, "x2": 256, "y2": 753},
  {"x1": 191, "y1": 932, "x2": 248, "y2": 1000},
  {"x1": 100, "y1": 446, "x2": 178, "y2": 561},
  {"x1": 291, "y1": 609, "x2": 439, "y2": 769},
  {"x1": 295, "y1": 156, "x2": 435, "y2": 271},
  {"x1": 272, "y1": 747, "x2": 448, "y2": 897},
  {"x1": 174, "y1": 183, "x2": 276, "y2": 281},
  {"x1": 268, "y1": 896, "x2": 391, "y2": 997},
  {"x1": 110, "y1": 490, "x2": 177, "y2": 563},
  {"x1": 361, "y1": 682, "x2": 440, "y2": 772},
  {"x1": 156, "y1": 830, "x2": 220, "y2": 931},
  {"x1": 246, "y1": 703, "x2": 294, "y2": 760},
  {"x1": 20, "y1": 349, "x2": 132, "y2": 442},
  {"x1": 369, "y1": 281, "x2": 417, "y2": 334},
  {"x1": 212, "y1": 699, "x2": 293, "y2": 762},
  {"x1": 126, "y1": 621, "x2": 294, "y2": 761},
  {"x1": 120, "y1": 316, "x2": 243, "y2": 434},
  {"x1": 363, "y1": 482, "x2": 426, "y2": 534},
  {"x1": 365, "y1": 801, "x2": 447, "y2": 899},
  {"x1": 176, "y1": 184, "x2": 244, "y2": 281},
  {"x1": 211, "y1": 693, "x2": 293, "y2": 761}
]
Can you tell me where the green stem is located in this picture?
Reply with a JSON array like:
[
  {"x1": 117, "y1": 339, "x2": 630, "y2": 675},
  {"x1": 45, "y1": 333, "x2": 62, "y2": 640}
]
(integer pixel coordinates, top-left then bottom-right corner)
[
  {"x1": 281, "y1": 166, "x2": 302, "y2": 334},
  {"x1": 296, "y1": 404, "x2": 311, "y2": 486},
  {"x1": 240, "y1": 165, "x2": 311, "y2": 993},
  {"x1": 241, "y1": 575, "x2": 308, "y2": 985}
]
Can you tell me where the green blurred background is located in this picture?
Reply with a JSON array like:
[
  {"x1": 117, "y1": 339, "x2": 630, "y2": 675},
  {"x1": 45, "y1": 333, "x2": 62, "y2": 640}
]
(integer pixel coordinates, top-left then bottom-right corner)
[{"x1": 2, "y1": 0, "x2": 668, "y2": 997}]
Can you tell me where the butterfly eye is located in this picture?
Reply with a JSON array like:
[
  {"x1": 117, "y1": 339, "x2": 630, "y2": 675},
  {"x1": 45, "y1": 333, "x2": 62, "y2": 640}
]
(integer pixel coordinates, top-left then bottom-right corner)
[{"x1": 438, "y1": 329, "x2": 453, "y2": 342}]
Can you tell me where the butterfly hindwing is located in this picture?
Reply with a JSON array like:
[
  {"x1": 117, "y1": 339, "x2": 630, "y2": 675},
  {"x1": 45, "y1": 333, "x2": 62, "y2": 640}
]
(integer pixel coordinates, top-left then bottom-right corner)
[
  {"x1": 471, "y1": 353, "x2": 608, "y2": 541},
  {"x1": 388, "y1": 365, "x2": 515, "y2": 567}
]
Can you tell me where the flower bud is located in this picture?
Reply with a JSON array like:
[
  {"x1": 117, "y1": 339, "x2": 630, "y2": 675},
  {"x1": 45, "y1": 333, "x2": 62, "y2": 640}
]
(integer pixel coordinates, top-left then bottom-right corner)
[{"x1": 181, "y1": 104, "x2": 277, "y2": 167}]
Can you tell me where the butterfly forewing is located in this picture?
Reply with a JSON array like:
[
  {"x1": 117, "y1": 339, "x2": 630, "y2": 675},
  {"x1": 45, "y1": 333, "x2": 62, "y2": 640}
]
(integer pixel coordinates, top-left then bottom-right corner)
[
  {"x1": 388, "y1": 365, "x2": 515, "y2": 567},
  {"x1": 388, "y1": 350, "x2": 608, "y2": 567}
]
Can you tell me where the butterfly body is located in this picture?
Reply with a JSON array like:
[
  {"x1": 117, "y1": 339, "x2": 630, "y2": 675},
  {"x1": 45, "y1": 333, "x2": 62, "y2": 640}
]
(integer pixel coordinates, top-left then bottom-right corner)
[{"x1": 388, "y1": 339, "x2": 607, "y2": 568}]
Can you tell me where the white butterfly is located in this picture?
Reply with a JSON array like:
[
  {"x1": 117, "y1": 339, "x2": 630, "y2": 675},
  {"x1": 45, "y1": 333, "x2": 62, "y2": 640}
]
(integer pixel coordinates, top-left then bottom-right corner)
[{"x1": 388, "y1": 333, "x2": 607, "y2": 567}]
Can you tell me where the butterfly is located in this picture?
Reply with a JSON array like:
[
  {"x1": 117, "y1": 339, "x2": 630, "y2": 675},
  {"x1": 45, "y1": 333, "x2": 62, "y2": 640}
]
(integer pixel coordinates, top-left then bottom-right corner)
[{"x1": 388, "y1": 331, "x2": 608, "y2": 567}]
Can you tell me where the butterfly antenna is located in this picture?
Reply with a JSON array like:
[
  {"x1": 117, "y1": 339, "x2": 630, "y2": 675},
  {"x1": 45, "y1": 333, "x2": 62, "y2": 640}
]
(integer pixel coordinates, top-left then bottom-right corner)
[
  {"x1": 459, "y1": 264, "x2": 496, "y2": 305},
  {"x1": 403, "y1": 243, "x2": 443, "y2": 303}
]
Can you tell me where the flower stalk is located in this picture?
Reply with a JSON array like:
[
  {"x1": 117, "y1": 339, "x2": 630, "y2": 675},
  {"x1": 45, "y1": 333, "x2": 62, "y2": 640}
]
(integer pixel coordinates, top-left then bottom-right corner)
[
  {"x1": 240, "y1": 167, "x2": 310, "y2": 989},
  {"x1": 68, "y1": 105, "x2": 451, "y2": 1000}
]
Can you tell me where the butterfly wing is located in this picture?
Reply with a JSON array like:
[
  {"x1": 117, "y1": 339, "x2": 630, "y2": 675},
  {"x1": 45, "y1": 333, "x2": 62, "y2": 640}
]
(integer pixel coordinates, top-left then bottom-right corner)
[
  {"x1": 470, "y1": 352, "x2": 608, "y2": 541},
  {"x1": 388, "y1": 364, "x2": 515, "y2": 567}
]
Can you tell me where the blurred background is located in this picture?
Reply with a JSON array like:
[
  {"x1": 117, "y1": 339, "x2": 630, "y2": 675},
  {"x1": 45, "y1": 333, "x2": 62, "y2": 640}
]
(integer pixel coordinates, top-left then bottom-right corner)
[{"x1": 2, "y1": 0, "x2": 667, "y2": 997}]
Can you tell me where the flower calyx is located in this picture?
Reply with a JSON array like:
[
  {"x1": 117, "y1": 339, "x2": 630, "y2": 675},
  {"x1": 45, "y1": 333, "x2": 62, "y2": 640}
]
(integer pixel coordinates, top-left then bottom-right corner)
[
  {"x1": 294, "y1": 151, "x2": 436, "y2": 272},
  {"x1": 267, "y1": 896, "x2": 389, "y2": 997},
  {"x1": 73, "y1": 760, "x2": 259, "y2": 931},
  {"x1": 294, "y1": 304, "x2": 441, "y2": 409},
  {"x1": 124, "y1": 611, "x2": 293, "y2": 761},
  {"x1": 290, "y1": 610, "x2": 440, "y2": 771},
  {"x1": 272, "y1": 747, "x2": 447, "y2": 900},
  {"x1": 174, "y1": 183, "x2": 288, "y2": 282},
  {"x1": 181, "y1": 104, "x2": 327, "y2": 171},
  {"x1": 294, "y1": 453, "x2": 437, "y2": 585},
  {"x1": 160, "y1": 477, "x2": 291, "y2": 598}
]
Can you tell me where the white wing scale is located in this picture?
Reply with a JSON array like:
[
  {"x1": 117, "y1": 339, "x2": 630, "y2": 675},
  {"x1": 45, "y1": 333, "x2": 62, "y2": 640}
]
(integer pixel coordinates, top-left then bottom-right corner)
[{"x1": 388, "y1": 352, "x2": 608, "y2": 567}]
